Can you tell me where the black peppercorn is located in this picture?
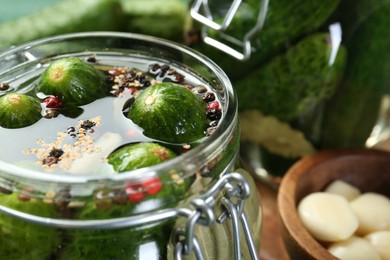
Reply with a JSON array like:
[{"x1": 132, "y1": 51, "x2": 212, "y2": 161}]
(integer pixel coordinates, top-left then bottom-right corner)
[
  {"x1": 0, "y1": 82, "x2": 10, "y2": 91},
  {"x1": 203, "y1": 92, "x2": 216, "y2": 102},
  {"x1": 206, "y1": 108, "x2": 222, "y2": 121}
]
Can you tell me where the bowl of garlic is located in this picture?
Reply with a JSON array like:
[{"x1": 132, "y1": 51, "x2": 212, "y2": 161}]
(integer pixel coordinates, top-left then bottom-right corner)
[{"x1": 277, "y1": 148, "x2": 390, "y2": 260}]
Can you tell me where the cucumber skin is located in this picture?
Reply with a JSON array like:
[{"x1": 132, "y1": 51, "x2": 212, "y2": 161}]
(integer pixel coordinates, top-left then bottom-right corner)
[
  {"x1": 66, "y1": 143, "x2": 189, "y2": 259},
  {"x1": 328, "y1": 0, "x2": 390, "y2": 41},
  {"x1": 320, "y1": 1, "x2": 390, "y2": 148},
  {"x1": 108, "y1": 142, "x2": 177, "y2": 172},
  {"x1": 235, "y1": 33, "x2": 346, "y2": 122},
  {"x1": 120, "y1": 0, "x2": 187, "y2": 42},
  {"x1": 36, "y1": 57, "x2": 109, "y2": 106},
  {"x1": 191, "y1": 0, "x2": 341, "y2": 81},
  {"x1": 0, "y1": 0, "x2": 125, "y2": 49},
  {"x1": 128, "y1": 82, "x2": 208, "y2": 144},
  {"x1": 0, "y1": 93, "x2": 42, "y2": 129},
  {"x1": 0, "y1": 193, "x2": 60, "y2": 260}
]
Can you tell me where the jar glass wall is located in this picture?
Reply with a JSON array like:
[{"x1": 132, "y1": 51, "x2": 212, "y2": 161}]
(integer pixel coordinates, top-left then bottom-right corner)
[{"x1": 0, "y1": 32, "x2": 261, "y2": 259}]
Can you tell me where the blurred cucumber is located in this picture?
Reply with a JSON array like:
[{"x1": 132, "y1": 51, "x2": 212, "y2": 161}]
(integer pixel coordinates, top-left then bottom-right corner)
[
  {"x1": 0, "y1": 0, "x2": 125, "y2": 49},
  {"x1": 189, "y1": 0, "x2": 341, "y2": 81},
  {"x1": 120, "y1": 0, "x2": 188, "y2": 42},
  {"x1": 235, "y1": 33, "x2": 346, "y2": 122},
  {"x1": 328, "y1": 0, "x2": 390, "y2": 41},
  {"x1": 320, "y1": 1, "x2": 390, "y2": 148}
]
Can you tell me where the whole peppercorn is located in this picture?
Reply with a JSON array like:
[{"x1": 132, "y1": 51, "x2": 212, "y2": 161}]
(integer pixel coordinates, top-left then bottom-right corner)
[
  {"x1": 0, "y1": 82, "x2": 10, "y2": 91},
  {"x1": 202, "y1": 92, "x2": 216, "y2": 102},
  {"x1": 49, "y1": 148, "x2": 64, "y2": 158},
  {"x1": 206, "y1": 108, "x2": 222, "y2": 121},
  {"x1": 42, "y1": 156, "x2": 59, "y2": 166},
  {"x1": 43, "y1": 96, "x2": 62, "y2": 109},
  {"x1": 87, "y1": 56, "x2": 97, "y2": 63},
  {"x1": 207, "y1": 101, "x2": 220, "y2": 110}
]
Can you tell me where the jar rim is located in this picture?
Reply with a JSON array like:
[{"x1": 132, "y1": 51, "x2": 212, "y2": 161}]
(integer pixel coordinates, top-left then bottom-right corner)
[{"x1": 0, "y1": 31, "x2": 238, "y2": 184}]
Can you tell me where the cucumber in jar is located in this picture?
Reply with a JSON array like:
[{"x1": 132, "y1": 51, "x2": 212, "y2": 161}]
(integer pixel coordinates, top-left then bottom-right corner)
[
  {"x1": 127, "y1": 82, "x2": 209, "y2": 144},
  {"x1": 0, "y1": 193, "x2": 61, "y2": 260},
  {"x1": 36, "y1": 57, "x2": 109, "y2": 106},
  {"x1": 108, "y1": 142, "x2": 177, "y2": 172},
  {"x1": 61, "y1": 142, "x2": 190, "y2": 260},
  {"x1": 0, "y1": 93, "x2": 42, "y2": 128}
]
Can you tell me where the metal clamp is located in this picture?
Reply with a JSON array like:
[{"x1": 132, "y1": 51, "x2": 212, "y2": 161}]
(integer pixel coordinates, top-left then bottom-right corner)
[
  {"x1": 190, "y1": 0, "x2": 270, "y2": 61},
  {"x1": 173, "y1": 172, "x2": 259, "y2": 260}
]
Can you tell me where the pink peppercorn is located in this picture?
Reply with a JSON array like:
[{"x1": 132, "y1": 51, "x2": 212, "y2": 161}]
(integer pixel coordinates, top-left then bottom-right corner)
[{"x1": 43, "y1": 96, "x2": 62, "y2": 109}]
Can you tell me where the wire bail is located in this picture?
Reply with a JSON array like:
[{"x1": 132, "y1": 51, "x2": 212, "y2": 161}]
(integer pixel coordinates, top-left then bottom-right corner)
[
  {"x1": 173, "y1": 172, "x2": 258, "y2": 259},
  {"x1": 190, "y1": 0, "x2": 270, "y2": 61}
]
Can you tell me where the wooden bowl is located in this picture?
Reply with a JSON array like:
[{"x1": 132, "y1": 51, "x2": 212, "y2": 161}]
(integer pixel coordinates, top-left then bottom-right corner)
[{"x1": 277, "y1": 148, "x2": 390, "y2": 259}]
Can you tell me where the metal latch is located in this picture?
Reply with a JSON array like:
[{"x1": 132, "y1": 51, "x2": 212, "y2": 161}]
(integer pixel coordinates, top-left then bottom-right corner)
[
  {"x1": 172, "y1": 172, "x2": 259, "y2": 260},
  {"x1": 190, "y1": 0, "x2": 270, "y2": 61}
]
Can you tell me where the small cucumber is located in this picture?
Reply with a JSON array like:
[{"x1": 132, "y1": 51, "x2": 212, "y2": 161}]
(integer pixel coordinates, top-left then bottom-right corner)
[
  {"x1": 66, "y1": 142, "x2": 189, "y2": 259},
  {"x1": 0, "y1": 93, "x2": 42, "y2": 128},
  {"x1": 0, "y1": 193, "x2": 60, "y2": 260},
  {"x1": 0, "y1": 0, "x2": 125, "y2": 49},
  {"x1": 58, "y1": 226, "x2": 147, "y2": 259},
  {"x1": 108, "y1": 142, "x2": 177, "y2": 172},
  {"x1": 235, "y1": 33, "x2": 346, "y2": 122},
  {"x1": 128, "y1": 82, "x2": 208, "y2": 144},
  {"x1": 36, "y1": 57, "x2": 109, "y2": 106},
  {"x1": 65, "y1": 204, "x2": 176, "y2": 259}
]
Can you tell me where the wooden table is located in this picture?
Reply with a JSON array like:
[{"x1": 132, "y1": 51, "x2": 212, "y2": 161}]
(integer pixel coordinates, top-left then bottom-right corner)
[{"x1": 256, "y1": 180, "x2": 290, "y2": 260}]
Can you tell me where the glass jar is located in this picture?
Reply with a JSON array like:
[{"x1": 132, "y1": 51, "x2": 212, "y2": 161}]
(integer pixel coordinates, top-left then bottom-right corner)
[
  {"x1": 0, "y1": 32, "x2": 261, "y2": 259},
  {"x1": 187, "y1": 0, "x2": 390, "y2": 182}
]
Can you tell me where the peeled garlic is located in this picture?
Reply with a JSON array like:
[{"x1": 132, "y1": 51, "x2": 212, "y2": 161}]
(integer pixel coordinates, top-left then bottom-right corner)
[
  {"x1": 298, "y1": 192, "x2": 358, "y2": 242},
  {"x1": 350, "y1": 192, "x2": 390, "y2": 235},
  {"x1": 365, "y1": 231, "x2": 390, "y2": 260},
  {"x1": 324, "y1": 180, "x2": 361, "y2": 201},
  {"x1": 328, "y1": 236, "x2": 381, "y2": 260}
]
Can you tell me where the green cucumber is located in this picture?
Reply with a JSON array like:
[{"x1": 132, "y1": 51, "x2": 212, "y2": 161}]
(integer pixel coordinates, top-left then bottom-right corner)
[
  {"x1": 190, "y1": 0, "x2": 341, "y2": 81},
  {"x1": 328, "y1": 0, "x2": 390, "y2": 41},
  {"x1": 128, "y1": 82, "x2": 208, "y2": 144},
  {"x1": 65, "y1": 142, "x2": 190, "y2": 259},
  {"x1": 108, "y1": 142, "x2": 177, "y2": 172},
  {"x1": 59, "y1": 217, "x2": 174, "y2": 259},
  {"x1": 0, "y1": 93, "x2": 42, "y2": 128},
  {"x1": 0, "y1": 0, "x2": 125, "y2": 49},
  {"x1": 120, "y1": 0, "x2": 187, "y2": 42},
  {"x1": 0, "y1": 193, "x2": 60, "y2": 260},
  {"x1": 36, "y1": 57, "x2": 109, "y2": 106},
  {"x1": 235, "y1": 33, "x2": 346, "y2": 122},
  {"x1": 320, "y1": 1, "x2": 390, "y2": 148}
]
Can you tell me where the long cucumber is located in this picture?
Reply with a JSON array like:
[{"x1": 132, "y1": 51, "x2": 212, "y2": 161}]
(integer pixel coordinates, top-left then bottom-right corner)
[
  {"x1": 235, "y1": 33, "x2": 346, "y2": 122},
  {"x1": 120, "y1": 0, "x2": 188, "y2": 42},
  {"x1": 320, "y1": 1, "x2": 390, "y2": 148},
  {"x1": 190, "y1": 0, "x2": 341, "y2": 81},
  {"x1": 0, "y1": 0, "x2": 125, "y2": 50}
]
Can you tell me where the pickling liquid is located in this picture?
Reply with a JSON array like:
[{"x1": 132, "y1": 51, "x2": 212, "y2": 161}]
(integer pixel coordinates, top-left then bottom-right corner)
[{"x1": 0, "y1": 54, "x2": 222, "y2": 176}]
